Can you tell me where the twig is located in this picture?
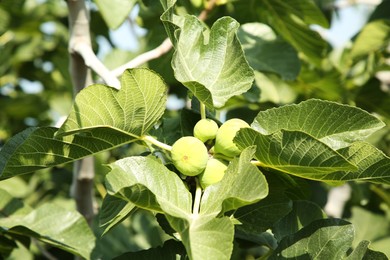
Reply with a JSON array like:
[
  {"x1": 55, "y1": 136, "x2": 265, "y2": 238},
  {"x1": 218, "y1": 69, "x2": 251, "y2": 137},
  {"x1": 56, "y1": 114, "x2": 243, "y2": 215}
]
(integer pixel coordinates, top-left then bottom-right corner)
[
  {"x1": 73, "y1": 42, "x2": 120, "y2": 89},
  {"x1": 111, "y1": 0, "x2": 218, "y2": 76},
  {"x1": 111, "y1": 38, "x2": 173, "y2": 77}
]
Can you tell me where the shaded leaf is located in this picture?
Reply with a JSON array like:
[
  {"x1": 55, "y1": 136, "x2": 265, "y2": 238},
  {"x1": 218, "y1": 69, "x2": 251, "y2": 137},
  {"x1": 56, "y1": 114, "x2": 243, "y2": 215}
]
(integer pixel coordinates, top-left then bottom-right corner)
[
  {"x1": 347, "y1": 240, "x2": 388, "y2": 260},
  {"x1": 251, "y1": 99, "x2": 385, "y2": 150},
  {"x1": 350, "y1": 19, "x2": 390, "y2": 61},
  {"x1": 270, "y1": 218, "x2": 354, "y2": 259},
  {"x1": 95, "y1": 0, "x2": 136, "y2": 29},
  {"x1": 172, "y1": 16, "x2": 254, "y2": 109},
  {"x1": 272, "y1": 200, "x2": 326, "y2": 242},
  {"x1": 99, "y1": 194, "x2": 136, "y2": 236},
  {"x1": 113, "y1": 239, "x2": 186, "y2": 260},
  {"x1": 238, "y1": 23, "x2": 300, "y2": 80},
  {"x1": 0, "y1": 189, "x2": 95, "y2": 259},
  {"x1": 256, "y1": 0, "x2": 328, "y2": 66},
  {"x1": 253, "y1": 71, "x2": 297, "y2": 104},
  {"x1": 234, "y1": 192, "x2": 292, "y2": 235}
]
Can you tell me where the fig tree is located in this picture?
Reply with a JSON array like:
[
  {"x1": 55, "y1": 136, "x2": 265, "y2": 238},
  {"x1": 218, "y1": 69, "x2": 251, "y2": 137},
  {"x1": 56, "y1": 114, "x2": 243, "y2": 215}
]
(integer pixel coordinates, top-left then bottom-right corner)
[
  {"x1": 171, "y1": 136, "x2": 209, "y2": 176},
  {"x1": 193, "y1": 118, "x2": 219, "y2": 142},
  {"x1": 214, "y1": 118, "x2": 250, "y2": 157},
  {"x1": 199, "y1": 158, "x2": 228, "y2": 188}
]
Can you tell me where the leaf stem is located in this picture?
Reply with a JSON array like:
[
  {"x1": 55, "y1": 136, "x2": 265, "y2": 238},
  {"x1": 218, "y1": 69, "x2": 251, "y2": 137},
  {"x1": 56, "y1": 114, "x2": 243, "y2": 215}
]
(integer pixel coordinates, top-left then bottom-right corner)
[
  {"x1": 141, "y1": 135, "x2": 172, "y2": 151},
  {"x1": 251, "y1": 159, "x2": 266, "y2": 167},
  {"x1": 192, "y1": 178, "x2": 202, "y2": 216},
  {"x1": 200, "y1": 103, "x2": 206, "y2": 119}
]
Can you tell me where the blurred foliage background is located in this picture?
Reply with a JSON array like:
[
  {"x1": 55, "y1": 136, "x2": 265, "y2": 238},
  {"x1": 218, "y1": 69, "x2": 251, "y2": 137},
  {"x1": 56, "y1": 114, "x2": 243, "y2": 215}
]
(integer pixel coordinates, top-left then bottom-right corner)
[{"x1": 0, "y1": 0, "x2": 389, "y2": 258}]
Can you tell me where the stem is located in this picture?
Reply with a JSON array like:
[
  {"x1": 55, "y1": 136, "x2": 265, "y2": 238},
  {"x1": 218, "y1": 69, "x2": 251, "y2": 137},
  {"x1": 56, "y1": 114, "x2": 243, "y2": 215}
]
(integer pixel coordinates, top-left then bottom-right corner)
[
  {"x1": 200, "y1": 103, "x2": 206, "y2": 119},
  {"x1": 251, "y1": 159, "x2": 266, "y2": 167},
  {"x1": 192, "y1": 178, "x2": 202, "y2": 216},
  {"x1": 141, "y1": 135, "x2": 172, "y2": 151}
]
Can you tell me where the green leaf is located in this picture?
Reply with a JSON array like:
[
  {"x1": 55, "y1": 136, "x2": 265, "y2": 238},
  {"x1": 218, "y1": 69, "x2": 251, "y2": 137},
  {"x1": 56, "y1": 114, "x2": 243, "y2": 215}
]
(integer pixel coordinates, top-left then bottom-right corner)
[
  {"x1": 57, "y1": 68, "x2": 167, "y2": 137},
  {"x1": 94, "y1": 0, "x2": 136, "y2": 29},
  {"x1": 270, "y1": 218, "x2": 354, "y2": 259},
  {"x1": 251, "y1": 99, "x2": 385, "y2": 150},
  {"x1": 253, "y1": 71, "x2": 297, "y2": 104},
  {"x1": 0, "y1": 68, "x2": 168, "y2": 179},
  {"x1": 105, "y1": 156, "x2": 192, "y2": 219},
  {"x1": 348, "y1": 207, "x2": 389, "y2": 249},
  {"x1": 235, "y1": 128, "x2": 357, "y2": 179},
  {"x1": 238, "y1": 23, "x2": 300, "y2": 80},
  {"x1": 256, "y1": 0, "x2": 328, "y2": 66},
  {"x1": 99, "y1": 194, "x2": 136, "y2": 236},
  {"x1": 0, "y1": 189, "x2": 95, "y2": 259},
  {"x1": 350, "y1": 19, "x2": 390, "y2": 61},
  {"x1": 272, "y1": 200, "x2": 326, "y2": 242},
  {"x1": 166, "y1": 215, "x2": 235, "y2": 260},
  {"x1": 172, "y1": 16, "x2": 254, "y2": 109},
  {"x1": 347, "y1": 240, "x2": 388, "y2": 260},
  {"x1": 234, "y1": 192, "x2": 292, "y2": 235},
  {"x1": 315, "y1": 142, "x2": 390, "y2": 184},
  {"x1": 200, "y1": 147, "x2": 269, "y2": 219},
  {"x1": 113, "y1": 239, "x2": 186, "y2": 260},
  {"x1": 0, "y1": 127, "x2": 132, "y2": 179}
]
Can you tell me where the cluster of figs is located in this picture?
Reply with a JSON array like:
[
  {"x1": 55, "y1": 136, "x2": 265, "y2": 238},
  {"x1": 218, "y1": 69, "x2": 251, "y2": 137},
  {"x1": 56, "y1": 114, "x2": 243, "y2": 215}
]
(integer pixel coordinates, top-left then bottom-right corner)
[{"x1": 170, "y1": 118, "x2": 250, "y2": 189}]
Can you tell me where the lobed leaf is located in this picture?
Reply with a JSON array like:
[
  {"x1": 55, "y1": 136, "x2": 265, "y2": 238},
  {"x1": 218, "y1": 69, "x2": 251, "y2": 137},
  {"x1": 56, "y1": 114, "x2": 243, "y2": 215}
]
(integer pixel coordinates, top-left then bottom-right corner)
[
  {"x1": 105, "y1": 156, "x2": 192, "y2": 220},
  {"x1": 0, "y1": 68, "x2": 168, "y2": 179},
  {"x1": 200, "y1": 147, "x2": 269, "y2": 219},
  {"x1": 251, "y1": 99, "x2": 385, "y2": 150},
  {"x1": 95, "y1": 0, "x2": 136, "y2": 29},
  {"x1": 350, "y1": 19, "x2": 390, "y2": 61},
  {"x1": 256, "y1": 0, "x2": 328, "y2": 66},
  {"x1": 171, "y1": 15, "x2": 254, "y2": 109},
  {"x1": 0, "y1": 189, "x2": 95, "y2": 259},
  {"x1": 99, "y1": 194, "x2": 136, "y2": 236},
  {"x1": 57, "y1": 68, "x2": 167, "y2": 137},
  {"x1": 238, "y1": 23, "x2": 300, "y2": 80},
  {"x1": 315, "y1": 142, "x2": 390, "y2": 184},
  {"x1": 270, "y1": 218, "x2": 354, "y2": 259},
  {"x1": 0, "y1": 127, "x2": 133, "y2": 179},
  {"x1": 235, "y1": 128, "x2": 357, "y2": 179},
  {"x1": 166, "y1": 215, "x2": 234, "y2": 260}
]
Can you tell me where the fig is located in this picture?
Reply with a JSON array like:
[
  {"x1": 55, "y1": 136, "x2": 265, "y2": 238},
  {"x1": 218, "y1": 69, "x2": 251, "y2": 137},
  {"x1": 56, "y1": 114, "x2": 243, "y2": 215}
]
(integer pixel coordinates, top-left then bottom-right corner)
[
  {"x1": 199, "y1": 158, "x2": 228, "y2": 188},
  {"x1": 214, "y1": 118, "x2": 250, "y2": 157},
  {"x1": 193, "y1": 119, "x2": 219, "y2": 142},
  {"x1": 171, "y1": 136, "x2": 209, "y2": 176}
]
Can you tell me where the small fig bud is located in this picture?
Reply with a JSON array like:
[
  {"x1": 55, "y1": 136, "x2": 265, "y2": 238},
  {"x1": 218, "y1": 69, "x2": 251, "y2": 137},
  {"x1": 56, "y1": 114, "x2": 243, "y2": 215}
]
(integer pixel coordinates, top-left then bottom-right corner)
[
  {"x1": 199, "y1": 158, "x2": 228, "y2": 188},
  {"x1": 193, "y1": 119, "x2": 219, "y2": 142},
  {"x1": 214, "y1": 118, "x2": 250, "y2": 157},
  {"x1": 171, "y1": 136, "x2": 209, "y2": 176}
]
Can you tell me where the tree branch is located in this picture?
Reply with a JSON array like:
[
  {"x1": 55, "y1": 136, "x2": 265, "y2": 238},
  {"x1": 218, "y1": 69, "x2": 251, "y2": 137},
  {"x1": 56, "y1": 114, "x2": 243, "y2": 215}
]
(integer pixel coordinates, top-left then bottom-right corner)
[
  {"x1": 73, "y1": 42, "x2": 120, "y2": 88},
  {"x1": 67, "y1": 0, "x2": 96, "y2": 226}
]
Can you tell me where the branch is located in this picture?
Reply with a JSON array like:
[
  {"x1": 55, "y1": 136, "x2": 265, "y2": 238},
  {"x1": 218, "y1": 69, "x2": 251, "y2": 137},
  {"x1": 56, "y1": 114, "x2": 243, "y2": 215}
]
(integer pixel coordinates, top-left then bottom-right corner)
[
  {"x1": 67, "y1": 0, "x2": 96, "y2": 227},
  {"x1": 111, "y1": 38, "x2": 173, "y2": 77},
  {"x1": 111, "y1": 0, "x2": 218, "y2": 76},
  {"x1": 73, "y1": 42, "x2": 120, "y2": 88}
]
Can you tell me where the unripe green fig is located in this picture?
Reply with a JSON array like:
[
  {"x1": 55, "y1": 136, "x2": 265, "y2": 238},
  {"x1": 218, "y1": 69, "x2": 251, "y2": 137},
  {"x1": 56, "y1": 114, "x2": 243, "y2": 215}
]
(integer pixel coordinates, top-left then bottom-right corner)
[
  {"x1": 214, "y1": 118, "x2": 250, "y2": 157},
  {"x1": 193, "y1": 119, "x2": 219, "y2": 142},
  {"x1": 199, "y1": 158, "x2": 228, "y2": 188},
  {"x1": 171, "y1": 136, "x2": 209, "y2": 176}
]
